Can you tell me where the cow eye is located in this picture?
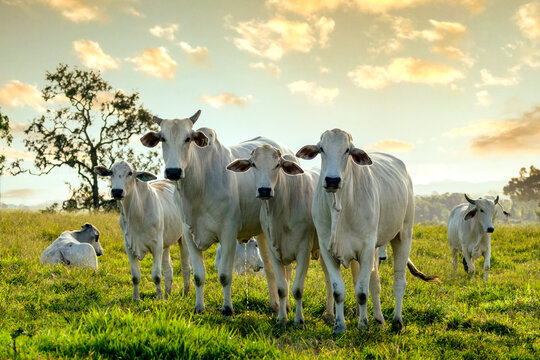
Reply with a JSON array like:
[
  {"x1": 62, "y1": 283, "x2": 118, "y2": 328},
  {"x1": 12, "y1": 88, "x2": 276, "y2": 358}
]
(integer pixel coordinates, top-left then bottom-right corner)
[
  {"x1": 185, "y1": 137, "x2": 191, "y2": 143},
  {"x1": 275, "y1": 163, "x2": 280, "y2": 169},
  {"x1": 128, "y1": 171, "x2": 133, "y2": 176},
  {"x1": 480, "y1": 209, "x2": 484, "y2": 213},
  {"x1": 320, "y1": 147, "x2": 324, "y2": 154},
  {"x1": 345, "y1": 148, "x2": 350, "y2": 154}
]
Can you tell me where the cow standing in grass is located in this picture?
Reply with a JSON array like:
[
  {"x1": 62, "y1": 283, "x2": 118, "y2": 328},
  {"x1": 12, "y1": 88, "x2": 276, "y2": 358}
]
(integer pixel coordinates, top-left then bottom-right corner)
[
  {"x1": 40, "y1": 223, "x2": 103, "y2": 269},
  {"x1": 214, "y1": 239, "x2": 264, "y2": 274},
  {"x1": 141, "y1": 110, "x2": 294, "y2": 316},
  {"x1": 95, "y1": 161, "x2": 191, "y2": 300},
  {"x1": 297, "y1": 129, "x2": 439, "y2": 334},
  {"x1": 447, "y1": 194, "x2": 503, "y2": 281}
]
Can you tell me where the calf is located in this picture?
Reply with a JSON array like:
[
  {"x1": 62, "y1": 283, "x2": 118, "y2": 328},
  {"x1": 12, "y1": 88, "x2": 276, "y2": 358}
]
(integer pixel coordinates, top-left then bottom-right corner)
[
  {"x1": 447, "y1": 194, "x2": 500, "y2": 281},
  {"x1": 214, "y1": 239, "x2": 264, "y2": 274},
  {"x1": 95, "y1": 161, "x2": 190, "y2": 300},
  {"x1": 40, "y1": 223, "x2": 103, "y2": 269}
]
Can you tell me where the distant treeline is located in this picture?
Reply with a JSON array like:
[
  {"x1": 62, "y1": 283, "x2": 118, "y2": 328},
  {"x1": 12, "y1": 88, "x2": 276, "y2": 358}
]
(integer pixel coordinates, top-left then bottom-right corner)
[{"x1": 414, "y1": 193, "x2": 539, "y2": 224}]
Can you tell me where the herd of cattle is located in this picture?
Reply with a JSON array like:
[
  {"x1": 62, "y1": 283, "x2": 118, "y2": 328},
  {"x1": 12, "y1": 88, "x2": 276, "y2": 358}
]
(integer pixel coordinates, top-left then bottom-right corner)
[{"x1": 40, "y1": 110, "x2": 506, "y2": 334}]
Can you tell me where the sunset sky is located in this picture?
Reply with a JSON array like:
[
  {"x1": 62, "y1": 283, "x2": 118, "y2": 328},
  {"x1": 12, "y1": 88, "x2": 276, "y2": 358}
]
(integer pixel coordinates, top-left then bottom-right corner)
[{"x1": 1, "y1": 0, "x2": 539, "y2": 206}]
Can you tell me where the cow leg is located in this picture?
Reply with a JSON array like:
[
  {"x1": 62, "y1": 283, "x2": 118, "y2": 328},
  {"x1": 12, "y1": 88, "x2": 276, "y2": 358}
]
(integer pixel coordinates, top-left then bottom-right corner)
[
  {"x1": 370, "y1": 251, "x2": 385, "y2": 328},
  {"x1": 483, "y1": 241, "x2": 491, "y2": 281},
  {"x1": 285, "y1": 264, "x2": 293, "y2": 313},
  {"x1": 162, "y1": 246, "x2": 173, "y2": 299},
  {"x1": 269, "y1": 256, "x2": 288, "y2": 326},
  {"x1": 462, "y1": 247, "x2": 475, "y2": 274},
  {"x1": 292, "y1": 249, "x2": 310, "y2": 327},
  {"x1": 185, "y1": 232, "x2": 206, "y2": 313},
  {"x1": 319, "y1": 255, "x2": 334, "y2": 324},
  {"x1": 452, "y1": 248, "x2": 459, "y2": 274},
  {"x1": 151, "y1": 243, "x2": 164, "y2": 300},
  {"x1": 355, "y1": 240, "x2": 376, "y2": 331},
  {"x1": 217, "y1": 234, "x2": 237, "y2": 318},
  {"x1": 350, "y1": 259, "x2": 360, "y2": 316},
  {"x1": 126, "y1": 250, "x2": 141, "y2": 301},
  {"x1": 255, "y1": 233, "x2": 279, "y2": 315},
  {"x1": 390, "y1": 231, "x2": 411, "y2": 332},
  {"x1": 178, "y1": 236, "x2": 191, "y2": 297},
  {"x1": 320, "y1": 245, "x2": 346, "y2": 334}
]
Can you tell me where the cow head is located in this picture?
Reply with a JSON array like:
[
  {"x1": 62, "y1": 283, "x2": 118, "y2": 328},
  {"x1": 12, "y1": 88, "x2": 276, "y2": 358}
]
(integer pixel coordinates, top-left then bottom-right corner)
[
  {"x1": 239, "y1": 239, "x2": 264, "y2": 273},
  {"x1": 226, "y1": 144, "x2": 303, "y2": 199},
  {"x1": 78, "y1": 223, "x2": 104, "y2": 256},
  {"x1": 94, "y1": 161, "x2": 157, "y2": 200},
  {"x1": 140, "y1": 110, "x2": 209, "y2": 180},
  {"x1": 296, "y1": 129, "x2": 372, "y2": 192},
  {"x1": 463, "y1": 194, "x2": 499, "y2": 233}
]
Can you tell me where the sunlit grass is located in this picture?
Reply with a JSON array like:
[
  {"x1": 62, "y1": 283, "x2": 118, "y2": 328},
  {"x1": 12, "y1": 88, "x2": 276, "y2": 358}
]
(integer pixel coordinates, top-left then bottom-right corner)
[{"x1": 0, "y1": 211, "x2": 538, "y2": 359}]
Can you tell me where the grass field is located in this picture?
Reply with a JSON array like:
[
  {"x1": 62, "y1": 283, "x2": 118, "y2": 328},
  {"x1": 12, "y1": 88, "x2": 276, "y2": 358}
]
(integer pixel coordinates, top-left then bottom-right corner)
[{"x1": 0, "y1": 210, "x2": 538, "y2": 359}]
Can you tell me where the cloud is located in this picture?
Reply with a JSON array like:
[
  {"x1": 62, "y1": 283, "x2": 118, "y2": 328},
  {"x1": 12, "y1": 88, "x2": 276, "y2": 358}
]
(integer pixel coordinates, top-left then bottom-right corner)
[
  {"x1": 318, "y1": 65, "x2": 330, "y2": 73},
  {"x1": 287, "y1": 80, "x2": 339, "y2": 104},
  {"x1": 347, "y1": 57, "x2": 464, "y2": 89},
  {"x1": 199, "y1": 93, "x2": 251, "y2": 108},
  {"x1": 515, "y1": 1, "x2": 540, "y2": 40},
  {"x1": 149, "y1": 24, "x2": 179, "y2": 41},
  {"x1": 432, "y1": 46, "x2": 474, "y2": 67},
  {"x1": 178, "y1": 41, "x2": 209, "y2": 64},
  {"x1": 0, "y1": 80, "x2": 45, "y2": 111},
  {"x1": 249, "y1": 62, "x2": 282, "y2": 77},
  {"x1": 38, "y1": 0, "x2": 103, "y2": 23},
  {"x1": 367, "y1": 139, "x2": 414, "y2": 152},
  {"x1": 73, "y1": 40, "x2": 119, "y2": 72},
  {"x1": 368, "y1": 38, "x2": 402, "y2": 54},
  {"x1": 9, "y1": 122, "x2": 29, "y2": 134},
  {"x1": 476, "y1": 90, "x2": 491, "y2": 106},
  {"x1": 130, "y1": 47, "x2": 176, "y2": 80},
  {"x1": 475, "y1": 68, "x2": 520, "y2": 87},
  {"x1": 1, "y1": 188, "x2": 40, "y2": 199},
  {"x1": 0, "y1": 146, "x2": 34, "y2": 160},
  {"x1": 124, "y1": 6, "x2": 144, "y2": 18},
  {"x1": 226, "y1": 15, "x2": 333, "y2": 60},
  {"x1": 267, "y1": 0, "x2": 486, "y2": 16},
  {"x1": 445, "y1": 107, "x2": 540, "y2": 155}
]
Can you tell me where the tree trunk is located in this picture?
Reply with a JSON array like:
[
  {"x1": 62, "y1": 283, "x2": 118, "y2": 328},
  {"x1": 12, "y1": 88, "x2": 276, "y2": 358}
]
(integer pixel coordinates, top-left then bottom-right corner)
[{"x1": 90, "y1": 149, "x2": 99, "y2": 209}]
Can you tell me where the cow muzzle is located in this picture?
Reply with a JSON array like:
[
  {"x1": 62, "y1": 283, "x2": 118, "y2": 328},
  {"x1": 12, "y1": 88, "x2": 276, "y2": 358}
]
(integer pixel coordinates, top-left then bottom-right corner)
[
  {"x1": 257, "y1": 187, "x2": 273, "y2": 200},
  {"x1": 486, "y1": 227, "x2": 494, "y2": 233},
  {"x1": 324, "y1": 176, "x2": 341, "y2": 192},
  {"x1": 165, "y1": 167, "x2": 183, "y2": 180},
  {"x1": 111, "y1": 189, "x2": 124, "y2": 199}
]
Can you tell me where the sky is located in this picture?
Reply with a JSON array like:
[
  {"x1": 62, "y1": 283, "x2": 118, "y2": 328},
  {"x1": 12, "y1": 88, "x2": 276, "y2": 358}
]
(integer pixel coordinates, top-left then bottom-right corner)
[{"x1": 0, "y1": 0, "x2": 539, "y2": 206}]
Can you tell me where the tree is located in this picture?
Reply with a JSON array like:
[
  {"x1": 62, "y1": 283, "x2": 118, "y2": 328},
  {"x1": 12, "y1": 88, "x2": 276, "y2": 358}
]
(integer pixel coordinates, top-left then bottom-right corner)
[
  {"x1": 11, "y1": 64, "x2": 161, "y2": 209},
  {"x1": 503, "y1": 166, "x2": 540, "y2": 202},
  {"x1": 0, "y1": 108, "x2": 13, "y2": 175}
]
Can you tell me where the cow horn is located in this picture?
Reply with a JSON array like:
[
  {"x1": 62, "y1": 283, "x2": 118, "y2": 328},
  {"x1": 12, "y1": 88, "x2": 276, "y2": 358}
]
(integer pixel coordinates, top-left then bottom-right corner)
[
  {"x1": 494, "y1": 195, "x2": 499, "y2": 205},
  {"x1": 153, "y1": 116, "x2": 163, "y2": 125},
  {"x1": 464, "y1": 194, "x2": 476, "y2": 205},
  {"x1": 190, "y1": 110, "x2": 201, "y2": 124}
]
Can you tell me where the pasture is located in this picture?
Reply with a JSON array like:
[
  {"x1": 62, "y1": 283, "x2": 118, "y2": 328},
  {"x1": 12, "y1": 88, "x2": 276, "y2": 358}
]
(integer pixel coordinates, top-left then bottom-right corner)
[{"x1": 0, "y1": 210, "x2": 538, "y2": 359}]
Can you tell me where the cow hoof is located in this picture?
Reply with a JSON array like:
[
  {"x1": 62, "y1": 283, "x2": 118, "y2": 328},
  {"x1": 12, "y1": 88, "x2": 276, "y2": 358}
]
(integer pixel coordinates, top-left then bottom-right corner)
[
  {"x1": 374, "y1": 317, "x2": 385, "y2": 328},
  {"x1": 132, "y1": 297, "x2": 140, "y2": 302},
  {"x1": 294, "y1": 319, "x2": 305, "y2": 328},
  {"x1": 277, "y1": 318, "x2": 287, "y2": 327},
  {"x1": 194, "y1": 305, "x2": 205, "y2": 314},
  {"x1": 391, "y1": 319, "x2": 403, "y2": 333},
  {"x1": 268, "y1": 304, "x2": 279, "y2": 317},
  {"x1": 324, "y1": 313, "x2": 335, "y2": 325},
  {"x1": 357, "y1": 318, "x2": 369, "y2": 332},
  {"x1": 332, "y1": 322, "x2": 346, "y2": 335},
  {"x1": 221, "y1": 306, "x2": 234, "y2": 318}
]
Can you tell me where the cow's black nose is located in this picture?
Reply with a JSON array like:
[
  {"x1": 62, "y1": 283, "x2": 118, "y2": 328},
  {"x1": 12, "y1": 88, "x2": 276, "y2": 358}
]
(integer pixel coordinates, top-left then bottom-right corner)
[
  {"x1": 111, "y1": 189, "x2": 123, "y2": 199},
  {"x1": 487, "y1": 227, "x2": 494, "y2": 233},
  {"x1": 324, "y1": 177, "x2": 341, "y2": 190},
  {"x1": 257, "y1": 187, "x2": 272, "y2": 199},
  {"x1": 165, "y1": 168, "x2": 183, "y2": 180}
]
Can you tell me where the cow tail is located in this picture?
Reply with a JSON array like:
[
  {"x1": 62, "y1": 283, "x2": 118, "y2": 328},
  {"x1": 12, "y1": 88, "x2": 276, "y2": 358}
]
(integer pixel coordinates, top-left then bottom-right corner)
[{"x1": 407, "y1": 259, "x2": 440, "y2": 282}]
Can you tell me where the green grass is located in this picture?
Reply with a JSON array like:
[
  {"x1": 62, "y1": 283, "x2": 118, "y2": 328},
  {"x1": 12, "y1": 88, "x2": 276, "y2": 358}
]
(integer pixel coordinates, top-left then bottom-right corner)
[{"x1": 0, "y1": 210, "x2": 538, "y2": 359}]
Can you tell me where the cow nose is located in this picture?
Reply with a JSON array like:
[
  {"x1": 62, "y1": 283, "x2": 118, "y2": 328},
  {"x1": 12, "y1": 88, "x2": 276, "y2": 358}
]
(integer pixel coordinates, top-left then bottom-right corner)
[
  {"x1": 487, "y1": 227, "x2": 494, "y2": 233},
  {"x1": 111, "y1": 189, "x2": 124, "y2": 199},
  {"x1": 324, "y1": 177, "x2": 341, "y2": 191},
  {"x1": 165, "y1": 168, "x2": 183, "y2": 180},
  {"x1": 257, "y1": 187, "x2": 272, "y2": 199},
  {"x1": 97, "y1": 249, "x2": 104, "y2": 257}
]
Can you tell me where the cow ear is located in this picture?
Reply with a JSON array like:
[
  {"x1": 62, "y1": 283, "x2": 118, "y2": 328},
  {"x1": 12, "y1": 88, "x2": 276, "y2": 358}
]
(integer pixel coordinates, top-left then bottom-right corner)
[
  {"x1": 464, "y1": 208, "x2": 477, "y2": 220},
  {"x1": 193, "y1": 131, "x2": 209, "y2": 147},
  {"x1": 350, "y1": 148, "x2": 372, "y2": 165},
  {"x1": 190, "y1": 110, "x2": 201, "y2": 124},
  {"x1": 135, "y1": 172, "x2": 157, "y2": 181},
  {"x1": 226, "y1": 159, "x2": 252, "y2": 173},
  {"x1": 94, "y1": 166, "x2": 112, "y2": 177},
  {"x1": 140, "y1": 132, "x2": 161, "y2": 148},
  {"x1": 503, "y1": 210, "x2": 510, "y2": 217},
  {"x1": 281, "y1": 160, "x2": 304, "y2": 175},
  {"x1": 296, "y1": 145, "x2": 320, "y2": 160}
]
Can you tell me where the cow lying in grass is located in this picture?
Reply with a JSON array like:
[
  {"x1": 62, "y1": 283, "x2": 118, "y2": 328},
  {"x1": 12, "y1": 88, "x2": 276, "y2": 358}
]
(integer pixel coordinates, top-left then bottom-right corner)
[
  {"x1": 95, "y1": 161, "x2": 191, "y2": 300},
  {"x1": 214, "y1": 239, "x2": 264, "y2": 274},
  {"x1": 40, "y1": 223, "x2": 103, "y2": 269}
]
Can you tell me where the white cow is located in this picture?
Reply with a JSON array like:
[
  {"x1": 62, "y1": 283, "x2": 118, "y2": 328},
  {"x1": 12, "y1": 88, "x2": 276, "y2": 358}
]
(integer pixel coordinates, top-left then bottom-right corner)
[
  {"x1": 227, "y1": 145, "x2": 330, "y2": 326},
  {"x1": 297, "y1": 129, "x2": 439, "y2": 334},
  {"x1": 447, "y1": 194, "x2": 502, "y2": 281},
  {"x1": 95, "y1": 161, "x2": 191, "y2": 300},
  {"x1": 40, "y1": 223, "x2": 103, "y2": 269},
  {"x1": 141, "y1": 110, "x2": 294, "y2": 316},
  {"x1": 214, "y1": 239, "x2": 264, "y2": 274}
]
